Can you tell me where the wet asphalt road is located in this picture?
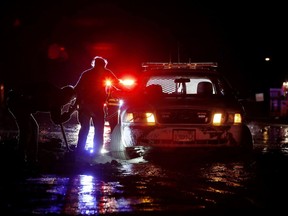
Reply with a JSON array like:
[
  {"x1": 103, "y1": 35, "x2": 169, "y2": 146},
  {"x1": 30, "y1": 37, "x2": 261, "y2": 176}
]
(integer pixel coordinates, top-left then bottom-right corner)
[{"x1": 0, "y1": 114, "x2": 288, "y2": 215}]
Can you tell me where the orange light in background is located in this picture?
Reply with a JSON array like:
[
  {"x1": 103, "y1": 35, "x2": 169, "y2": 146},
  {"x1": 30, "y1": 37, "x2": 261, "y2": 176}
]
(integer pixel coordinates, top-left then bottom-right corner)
[{"x1": 282, "y1": 81, "x2": 288, "y2": 96}]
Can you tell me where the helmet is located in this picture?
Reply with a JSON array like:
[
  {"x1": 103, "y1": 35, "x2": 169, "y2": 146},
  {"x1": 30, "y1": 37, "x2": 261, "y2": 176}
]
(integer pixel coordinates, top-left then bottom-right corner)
[{"x1": 91, "y1": 56, "x2": 108, "y2": 68}]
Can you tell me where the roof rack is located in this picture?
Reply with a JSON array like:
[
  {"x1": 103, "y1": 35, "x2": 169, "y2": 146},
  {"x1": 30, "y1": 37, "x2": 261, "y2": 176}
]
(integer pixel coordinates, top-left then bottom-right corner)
[{"x1": 142, "y1": 62, "x2": 218, "y2": 70}]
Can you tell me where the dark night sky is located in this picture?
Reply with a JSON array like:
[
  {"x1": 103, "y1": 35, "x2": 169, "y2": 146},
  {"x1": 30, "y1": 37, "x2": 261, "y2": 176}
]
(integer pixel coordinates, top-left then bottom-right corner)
[{"x1": 0, "y1": 0, "x2": 287, "y2": 96}]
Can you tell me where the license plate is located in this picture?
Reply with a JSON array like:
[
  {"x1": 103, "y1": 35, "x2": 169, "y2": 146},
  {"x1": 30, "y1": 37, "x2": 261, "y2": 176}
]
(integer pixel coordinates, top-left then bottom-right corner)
[{"x1": 173, "y1": 129, "x2": 195, "y2": 142}]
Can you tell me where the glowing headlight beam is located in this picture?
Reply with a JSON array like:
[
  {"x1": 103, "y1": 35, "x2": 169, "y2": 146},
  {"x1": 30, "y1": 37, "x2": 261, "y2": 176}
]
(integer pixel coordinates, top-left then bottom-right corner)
[{"x1": 212, "y1": 113, "x2": 222, "y2": 125}]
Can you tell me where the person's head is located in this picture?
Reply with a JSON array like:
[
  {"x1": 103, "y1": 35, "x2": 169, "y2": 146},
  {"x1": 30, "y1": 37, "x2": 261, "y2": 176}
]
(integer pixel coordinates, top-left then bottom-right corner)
[
  {"x1": 91, "y1": 56, "x2": 108, "y2": 68},
  {"x1": 59, "y1": 85, "x2": 76, "y2": 104}
]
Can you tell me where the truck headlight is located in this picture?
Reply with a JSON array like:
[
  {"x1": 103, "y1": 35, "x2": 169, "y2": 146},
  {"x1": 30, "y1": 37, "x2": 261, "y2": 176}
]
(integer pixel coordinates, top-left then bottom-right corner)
[
  {"x1": 212, "y1": 113, "x2": 242, "y2": 125},
  {"x1": 124, "y1": 112, "x2": 155, "y2": 125}
]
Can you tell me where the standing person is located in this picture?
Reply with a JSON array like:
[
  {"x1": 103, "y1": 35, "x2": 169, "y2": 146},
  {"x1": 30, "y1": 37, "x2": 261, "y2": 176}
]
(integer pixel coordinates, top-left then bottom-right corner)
[
  {"x1": 74, "y1": 56, "x2": 119, "y2": 160},
  {"x1": 6, "y1": 82, "x2": 77, "y2": 168}
]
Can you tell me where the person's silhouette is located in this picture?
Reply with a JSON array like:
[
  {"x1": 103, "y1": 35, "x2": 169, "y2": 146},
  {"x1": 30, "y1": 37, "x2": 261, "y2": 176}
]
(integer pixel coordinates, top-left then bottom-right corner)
[{"x1": 74, "y1": 56, "x2": 118, "y2": 160}]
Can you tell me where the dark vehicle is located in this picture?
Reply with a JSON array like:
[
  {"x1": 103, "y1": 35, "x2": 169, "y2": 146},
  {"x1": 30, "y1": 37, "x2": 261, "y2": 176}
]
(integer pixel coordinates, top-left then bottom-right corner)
[{"x1": 105, "y1": 62, "x2": 253, "y2": 158}]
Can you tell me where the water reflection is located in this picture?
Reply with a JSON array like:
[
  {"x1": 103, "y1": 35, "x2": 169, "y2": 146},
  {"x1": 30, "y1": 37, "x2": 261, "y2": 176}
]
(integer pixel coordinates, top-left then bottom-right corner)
[
  {"x1": 202, "y1": 162, "x2": 250, "y2": 189},
  {"x1": 248, "y1": 121, "x2": 288, "y2": 154},
  {"x1": 25, "y1": 174, "x2": 133, "y2": 215},
  {"x1": 39, "y1": 122, "x2": 111, "y2": 154},
  {"x1": 3, "y1": 119, "x2": 288, "y2": 213},
  {"x1": 11, "y1": 158, "x2": 257, "y2": 214}
]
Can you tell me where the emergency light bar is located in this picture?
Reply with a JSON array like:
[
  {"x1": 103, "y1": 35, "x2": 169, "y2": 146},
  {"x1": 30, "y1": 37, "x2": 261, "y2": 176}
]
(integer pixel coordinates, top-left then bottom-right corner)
[{"x1": 142, "y1": 62, "x2": 218, "y2": 70}]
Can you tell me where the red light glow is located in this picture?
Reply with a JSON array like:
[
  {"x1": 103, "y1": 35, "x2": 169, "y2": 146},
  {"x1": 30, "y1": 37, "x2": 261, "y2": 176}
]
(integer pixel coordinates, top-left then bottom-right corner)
[
  {"x1": 105, "y1": 79, "x2": 112, "y2": 87},
  {"x1": 119, "y1": 78, "x2": 135, "y2": 86}
]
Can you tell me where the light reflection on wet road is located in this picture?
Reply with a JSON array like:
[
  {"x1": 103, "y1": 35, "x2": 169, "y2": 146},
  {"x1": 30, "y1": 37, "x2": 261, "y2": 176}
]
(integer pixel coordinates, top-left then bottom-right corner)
[{"x1": 1, "y1": 118, "x2": 288, "y2": 214}]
